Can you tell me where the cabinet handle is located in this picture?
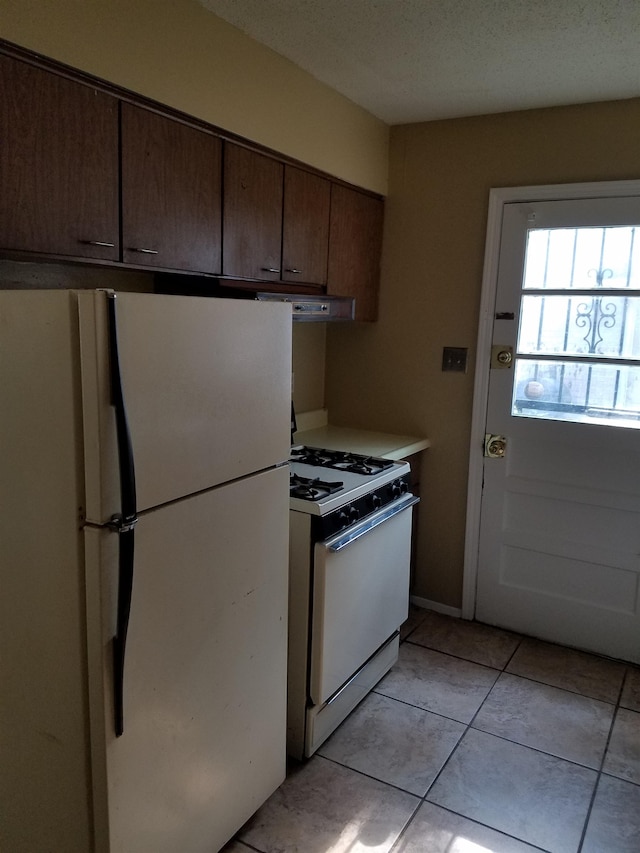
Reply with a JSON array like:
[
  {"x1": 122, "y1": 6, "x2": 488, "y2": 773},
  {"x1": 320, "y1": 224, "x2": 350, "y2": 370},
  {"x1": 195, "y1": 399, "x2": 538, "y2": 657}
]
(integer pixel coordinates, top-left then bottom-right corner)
[
  {"x1": 81, "y1": 240, "x2": 116, "y2": 248},
  {"x1": 261, "y1": 267, "x2": 280, "y2": 274},
  {"x1": 285, "y1": 268, "x2": 302, "y2": 274},
  {"x1": 128, "y1": 247, "x2": 159, "y2": 255}
]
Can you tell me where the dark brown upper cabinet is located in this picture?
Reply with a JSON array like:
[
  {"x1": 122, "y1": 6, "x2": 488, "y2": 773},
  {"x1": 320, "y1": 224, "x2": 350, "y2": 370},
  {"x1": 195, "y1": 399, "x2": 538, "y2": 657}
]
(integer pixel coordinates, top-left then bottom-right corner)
[
  {"x1": 282, "y1": 166, "x2": 330, "y2": 287},
  {"x1": 222, "y1": 143, "x2": 283, "y2": 281},
  {"x1": 0, "y1": 45, "x2": 383, "y2": 320},
  {"x1": 327, "y1": 185, "x2": 384, "y2": 322},
  {"x1": 222, "y1": 145, "x2": 331, "y2": 288},
  {"x1": 121, "y1": 104, "x2": 222, "y2": 274},
  {"x1": 0, "y1": 54, "x2": 119, "y2": 261}
]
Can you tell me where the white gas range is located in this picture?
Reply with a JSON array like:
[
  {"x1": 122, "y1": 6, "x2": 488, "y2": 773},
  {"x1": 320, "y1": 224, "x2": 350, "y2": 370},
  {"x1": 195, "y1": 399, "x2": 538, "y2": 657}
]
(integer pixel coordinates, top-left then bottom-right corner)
[{"x1": 287, "y1": 445, "x2": 419, "y2": 760}]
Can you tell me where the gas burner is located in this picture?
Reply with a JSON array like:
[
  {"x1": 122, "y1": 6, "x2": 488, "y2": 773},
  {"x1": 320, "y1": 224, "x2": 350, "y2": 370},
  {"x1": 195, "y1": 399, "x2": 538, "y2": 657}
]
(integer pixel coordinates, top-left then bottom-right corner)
[
  {"x1": 290, "y1": 473, "x2": 344, "y2": 501},
  {"x1": 331, "y1": 457, "x2": 392, "y2": 475},
  {"x1": 290, "y1": 447, "x2": 335, "y2": 466},
  {"x1": 291, "y1": 446, "x2": 394, "y2": 476}
]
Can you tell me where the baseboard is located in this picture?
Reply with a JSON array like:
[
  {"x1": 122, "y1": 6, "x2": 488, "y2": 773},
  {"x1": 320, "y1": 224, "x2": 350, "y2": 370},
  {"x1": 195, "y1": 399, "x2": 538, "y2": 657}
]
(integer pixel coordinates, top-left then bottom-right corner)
[{"x1": 410, "y1": 595, "x2": 463, "y2": 618}]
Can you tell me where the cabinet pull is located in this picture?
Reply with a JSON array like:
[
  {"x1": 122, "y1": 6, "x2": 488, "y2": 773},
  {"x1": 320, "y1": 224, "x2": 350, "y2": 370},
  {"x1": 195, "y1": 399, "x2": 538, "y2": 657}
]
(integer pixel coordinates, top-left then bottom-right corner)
[
  {"x1": 81, "y1": 240, "x2": 116, "y2": 248},
  {"x1": 261, "y1": 267, "x2": 280, "y2": 274},
  {"x1": 129, "y1": 247, "x2": 159, "y2": 255},
  {"x1": 285, "y1": 268, "x2": 302, "y2": 274}
]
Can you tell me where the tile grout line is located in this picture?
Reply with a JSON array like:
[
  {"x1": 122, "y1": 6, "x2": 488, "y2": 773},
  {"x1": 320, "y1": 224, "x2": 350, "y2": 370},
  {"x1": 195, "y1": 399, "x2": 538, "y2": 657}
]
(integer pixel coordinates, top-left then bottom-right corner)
[
  {"x1": 386, "y1": 807, "x2": 425, "y2": 853},
  {"x1": 410, "y1": 634, "x2": 531, "y2": 842},
  {"x1": 399, "y1": 633, "x2": 558, "y2": 853},
  {"x1": 494, "y1": 670, "x2": 621, "y2": 705},
  {"x1": 371, "y1": 685, "x2": 490, "y2": 728},
  {"x1": 234, "y1": 842, "x2": 264, "y2": 853},
  {"x1": 405, "y1": 801, "x2": 553, "y2": 853},
  {"x1": 395, "y1": 625, "x2": 520, "y2": 805},
  {"x1": 312, "y1": 754, "x2": 424, "y2": 853},
  {"x1": 318, "y1": 648, "x2": 546, "y2": 853},
  {"x1": 403, "y1": 637, "x2": 519, "y2": 674},
  {"x1": 406, "y1": 638, "x2": 624, "y2": 704},
  {"x1": 400, "y1": 631, "x2": 638, "y2": 852},
  {"x1": 398, "y1": 630, "x2": 598, "y2": 851},
  {"x1": 314, "y1": 752, "x2": 423, "y2": 800},
  {"x1": 503, "y1": 633, "x2": 524, "y2": 670},
  {"x1": 394, "y1": 624, "x2": 638, "y2": 851},
  {"x1": 465, "y1": 723, "x2": 606, "y2": 773},
  {"x1": 415, "y1": 649, "x2": 506, "y2": 829},
  {"x1": 575, "y1": 664, "x2": 630, "y2": 852}
]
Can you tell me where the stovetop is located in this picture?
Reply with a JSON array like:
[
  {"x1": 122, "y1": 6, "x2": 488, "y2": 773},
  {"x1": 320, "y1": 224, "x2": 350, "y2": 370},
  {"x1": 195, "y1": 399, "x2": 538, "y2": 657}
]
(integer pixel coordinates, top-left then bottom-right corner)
[
  {"x1": 289, "y1": 446, "x2": 410, "y2": 516},
  {"x1": 290, "y1": 446, "x2": 396, "y2": 476}
]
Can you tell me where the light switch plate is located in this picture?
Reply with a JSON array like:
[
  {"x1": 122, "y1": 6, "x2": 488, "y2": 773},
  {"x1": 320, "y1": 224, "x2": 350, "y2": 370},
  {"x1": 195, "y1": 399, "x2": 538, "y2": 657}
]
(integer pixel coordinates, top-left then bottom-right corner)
[{"x1": 442, "y1": 347, "x2": 468, "y2": 373}]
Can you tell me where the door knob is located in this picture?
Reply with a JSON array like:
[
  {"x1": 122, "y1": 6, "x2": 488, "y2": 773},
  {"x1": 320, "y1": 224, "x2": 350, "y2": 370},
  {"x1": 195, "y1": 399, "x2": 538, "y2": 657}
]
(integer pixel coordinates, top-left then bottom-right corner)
[
  {"x1": 491, "y1": 345, "x2": 514, "y2": 369},
  {"x1": 484, "y1": 434, "x2": 507, "y2": 458}
]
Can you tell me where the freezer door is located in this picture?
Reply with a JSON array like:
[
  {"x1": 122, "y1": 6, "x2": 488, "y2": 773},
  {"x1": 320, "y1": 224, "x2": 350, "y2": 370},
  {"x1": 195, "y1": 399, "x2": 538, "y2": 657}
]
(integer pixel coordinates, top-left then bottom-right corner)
[
  {"x1": 85, "y1": 465, "x2": 289, "y2": 853},
  {"x1": 78, "y1": 291, "x2": 292, "y2": 520}
]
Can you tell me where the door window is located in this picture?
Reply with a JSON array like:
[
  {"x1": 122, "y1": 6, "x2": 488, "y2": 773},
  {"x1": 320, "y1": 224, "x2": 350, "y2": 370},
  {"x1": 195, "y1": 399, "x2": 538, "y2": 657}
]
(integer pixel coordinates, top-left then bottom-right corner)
[{"x1": 512, "y1": 225, "x2": 640, "y2": 428}]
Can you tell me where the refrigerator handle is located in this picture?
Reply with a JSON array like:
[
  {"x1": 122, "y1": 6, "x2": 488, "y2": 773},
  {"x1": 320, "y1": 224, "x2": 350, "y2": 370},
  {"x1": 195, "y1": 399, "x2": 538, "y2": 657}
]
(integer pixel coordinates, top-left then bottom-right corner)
[
  {"x1": 107, "y1": 292, "x2": 138, "y2": 527},
  {"x1": 106, "y1": 292, "x2": 138, "y2": 737}
]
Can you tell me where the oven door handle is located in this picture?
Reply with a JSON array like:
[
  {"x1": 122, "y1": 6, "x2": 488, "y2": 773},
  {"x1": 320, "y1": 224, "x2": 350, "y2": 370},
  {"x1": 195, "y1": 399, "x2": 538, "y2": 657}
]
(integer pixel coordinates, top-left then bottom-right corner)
[{"x1": 324, "y1": 494, "x2": 420, "y2": 553}]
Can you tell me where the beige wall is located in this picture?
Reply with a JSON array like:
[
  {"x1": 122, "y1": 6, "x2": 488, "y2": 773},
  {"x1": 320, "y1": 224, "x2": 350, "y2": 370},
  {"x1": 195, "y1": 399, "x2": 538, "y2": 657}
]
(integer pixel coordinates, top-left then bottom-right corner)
[
  {"x1": 292, "y1": 324, "x2": 326, "y2": 414},
  {"x1": 0, "y1": 0, "x2": 388, "y2": 194},
  {"x1": 327, "y1": 98, "x2": 640, "y2": 609}
]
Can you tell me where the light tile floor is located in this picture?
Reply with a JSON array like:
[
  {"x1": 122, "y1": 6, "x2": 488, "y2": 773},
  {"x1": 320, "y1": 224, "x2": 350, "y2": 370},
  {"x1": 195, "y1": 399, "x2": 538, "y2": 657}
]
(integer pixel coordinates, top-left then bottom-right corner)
[{"x1": 224, "y1": 607, "x2": 640, "y2": 853}]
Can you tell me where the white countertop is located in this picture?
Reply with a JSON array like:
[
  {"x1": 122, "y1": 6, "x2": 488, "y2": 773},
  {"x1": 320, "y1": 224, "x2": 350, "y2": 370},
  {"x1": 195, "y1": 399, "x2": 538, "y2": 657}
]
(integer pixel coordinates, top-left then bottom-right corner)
[{"x1": 293, "y1": 410, "x2": 430, "y2": 461}]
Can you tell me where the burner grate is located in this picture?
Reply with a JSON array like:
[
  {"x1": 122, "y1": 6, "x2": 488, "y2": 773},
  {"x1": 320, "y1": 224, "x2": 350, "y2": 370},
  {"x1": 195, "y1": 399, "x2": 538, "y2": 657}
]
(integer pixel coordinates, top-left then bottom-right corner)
[
  {"x1": 290, "y1": 473, "x2": 344, "y2": 501},
  {"x1": 290, "y1": 446, "x2": 394, "y2": 476}
]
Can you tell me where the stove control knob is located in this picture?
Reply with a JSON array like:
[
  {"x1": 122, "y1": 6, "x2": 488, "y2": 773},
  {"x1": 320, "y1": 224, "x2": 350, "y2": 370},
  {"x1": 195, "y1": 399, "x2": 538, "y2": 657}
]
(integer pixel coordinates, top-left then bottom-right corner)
[
  {"x1": 390, "y1": 481, "x2": 402, "y2": 498},
  {"x1": 369, "y1": 493, "x2": 382, "y2": 511},
  {"x1": 337, "y1": 510, "x2": 350, "y2": 528},
  {"x1": 348, "y1": 505, "x2": 360, "y2": 522}
]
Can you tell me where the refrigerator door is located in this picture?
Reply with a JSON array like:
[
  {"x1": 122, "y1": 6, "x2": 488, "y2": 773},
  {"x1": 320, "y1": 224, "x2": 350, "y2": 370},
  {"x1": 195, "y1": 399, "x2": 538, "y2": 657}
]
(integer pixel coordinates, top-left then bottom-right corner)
[
  {"x1": 78, "y1": 291, "x2": 292, "y2": 521},
  {"x1": 85, "y1": 465, "x2": 289, "y2": 853}
]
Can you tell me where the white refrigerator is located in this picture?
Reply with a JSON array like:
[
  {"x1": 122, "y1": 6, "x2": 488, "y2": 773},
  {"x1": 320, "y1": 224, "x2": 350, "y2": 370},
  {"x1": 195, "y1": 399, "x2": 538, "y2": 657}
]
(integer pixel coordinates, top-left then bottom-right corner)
[{"x1": 0, "y1": 289, "x2": 292, "y2": 853}]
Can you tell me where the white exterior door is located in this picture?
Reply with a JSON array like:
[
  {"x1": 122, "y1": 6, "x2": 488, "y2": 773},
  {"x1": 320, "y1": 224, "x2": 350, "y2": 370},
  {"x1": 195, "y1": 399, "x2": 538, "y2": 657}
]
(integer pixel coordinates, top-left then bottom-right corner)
[{"x1": 475, "y1": 193, "x2": 640, "y2": 664}]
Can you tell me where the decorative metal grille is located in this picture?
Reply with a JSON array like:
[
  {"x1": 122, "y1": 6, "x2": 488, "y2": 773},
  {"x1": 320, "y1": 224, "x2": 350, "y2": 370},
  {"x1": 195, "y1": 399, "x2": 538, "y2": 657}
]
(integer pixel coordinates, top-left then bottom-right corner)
[{"x1": 513, "y1": 226, "x2": 640, "y2": 427}]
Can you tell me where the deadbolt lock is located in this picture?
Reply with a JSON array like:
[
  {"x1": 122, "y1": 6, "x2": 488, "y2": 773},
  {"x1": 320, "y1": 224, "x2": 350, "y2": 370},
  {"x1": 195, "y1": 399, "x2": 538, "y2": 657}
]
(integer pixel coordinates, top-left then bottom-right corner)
[
  {"x1": 491, "y1": 345, "x2": 513, "y2": 368},
  {"x1": 484, "y1": 434, "x2": 507, "y2": 458}
]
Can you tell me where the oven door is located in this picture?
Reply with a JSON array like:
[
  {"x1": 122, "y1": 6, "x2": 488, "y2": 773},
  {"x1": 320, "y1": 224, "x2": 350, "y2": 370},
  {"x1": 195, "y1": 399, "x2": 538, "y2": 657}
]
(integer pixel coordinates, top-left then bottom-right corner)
[{"x1": 309, "y1": 494, "x2": 418, "y2": 706}]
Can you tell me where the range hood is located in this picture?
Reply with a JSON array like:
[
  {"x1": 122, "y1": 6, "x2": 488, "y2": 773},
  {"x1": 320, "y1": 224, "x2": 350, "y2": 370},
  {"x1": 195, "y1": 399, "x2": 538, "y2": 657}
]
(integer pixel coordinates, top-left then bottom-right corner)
[
  {"x1": 155, "y1": 274, "x2": 355, "y2": 321},
  {"x1": 255, "y1": 292, "x2": 354, "y2": 322}
]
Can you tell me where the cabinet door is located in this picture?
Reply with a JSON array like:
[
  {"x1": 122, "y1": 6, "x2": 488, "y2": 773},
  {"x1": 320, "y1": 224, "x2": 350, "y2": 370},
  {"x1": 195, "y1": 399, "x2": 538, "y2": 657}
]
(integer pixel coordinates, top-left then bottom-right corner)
[
  {"x1": 327, "y1": 185, "x2": 384, "y2": 322},
  {"x1": 223, "y1": 143, "x2": 283, "y2": 280},
  {"x1": 282, "y1": 167, "x2": 330, "y2": 286},
  {"x1": 0, "y1": 55, "x2": 119, "y2": 260},
  {"x1": 121, "y1": 104, "x2": 222, "y2": 273}
]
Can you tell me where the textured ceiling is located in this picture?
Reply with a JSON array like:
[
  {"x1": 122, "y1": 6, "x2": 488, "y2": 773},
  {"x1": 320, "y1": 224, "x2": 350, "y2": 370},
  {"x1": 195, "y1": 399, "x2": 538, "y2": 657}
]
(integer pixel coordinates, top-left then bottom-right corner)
[{"x1": 198, "y1": 0, "x2": 640, "y2": 124}]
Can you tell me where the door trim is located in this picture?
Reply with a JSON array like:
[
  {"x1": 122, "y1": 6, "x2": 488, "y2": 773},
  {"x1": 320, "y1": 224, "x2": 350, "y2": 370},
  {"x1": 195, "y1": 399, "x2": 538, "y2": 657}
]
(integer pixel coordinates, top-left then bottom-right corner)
[{"x1": 462, "y1": 178, "x2": 640, "y2": 619}]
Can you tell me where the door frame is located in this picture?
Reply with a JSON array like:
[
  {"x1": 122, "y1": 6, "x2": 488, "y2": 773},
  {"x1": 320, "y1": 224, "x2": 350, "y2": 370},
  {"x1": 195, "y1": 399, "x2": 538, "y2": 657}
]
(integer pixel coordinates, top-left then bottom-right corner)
[{"x1": 462, "y1": 178, "x2": 640, "y2": 619}]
